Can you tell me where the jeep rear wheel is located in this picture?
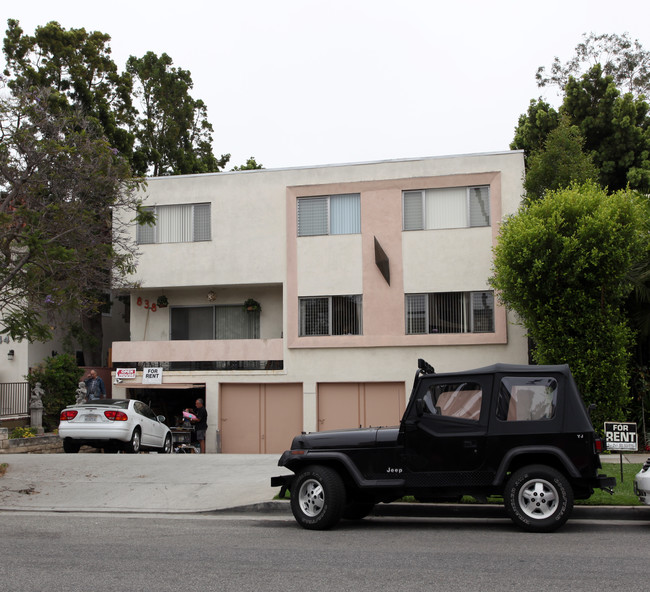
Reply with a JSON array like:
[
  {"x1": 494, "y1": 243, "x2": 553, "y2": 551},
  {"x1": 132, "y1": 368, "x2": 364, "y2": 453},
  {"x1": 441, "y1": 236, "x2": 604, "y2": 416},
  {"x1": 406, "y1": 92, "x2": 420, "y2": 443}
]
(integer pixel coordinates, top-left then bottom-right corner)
[
  {"x1": 290, "y1": 465, "x2": 346, "y2": 530},
  {"x1": 504, "y1": 465, "x2": 573, "y2": 533}
]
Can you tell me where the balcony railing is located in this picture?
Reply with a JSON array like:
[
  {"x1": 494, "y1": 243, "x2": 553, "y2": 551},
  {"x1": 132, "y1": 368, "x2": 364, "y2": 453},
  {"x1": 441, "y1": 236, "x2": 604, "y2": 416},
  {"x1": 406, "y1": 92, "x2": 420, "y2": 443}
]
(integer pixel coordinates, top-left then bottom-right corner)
[
  {"x1": 0, "y1": 382, "x2": 30, "y2": 418},
  {"x1": 111, "y1": 338, "x2": 283, "y2": 370}
]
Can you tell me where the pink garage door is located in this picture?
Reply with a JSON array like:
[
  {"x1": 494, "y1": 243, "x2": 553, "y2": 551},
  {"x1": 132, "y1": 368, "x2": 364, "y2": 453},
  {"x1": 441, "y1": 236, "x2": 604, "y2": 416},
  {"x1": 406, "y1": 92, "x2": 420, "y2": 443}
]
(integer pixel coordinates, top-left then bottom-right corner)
[
  {"x1": 220, "y1": 383, "x2": 302, "y2": 453},
  {"x1": 317, "y1": 382, "x2": 405, "y2": 432}
]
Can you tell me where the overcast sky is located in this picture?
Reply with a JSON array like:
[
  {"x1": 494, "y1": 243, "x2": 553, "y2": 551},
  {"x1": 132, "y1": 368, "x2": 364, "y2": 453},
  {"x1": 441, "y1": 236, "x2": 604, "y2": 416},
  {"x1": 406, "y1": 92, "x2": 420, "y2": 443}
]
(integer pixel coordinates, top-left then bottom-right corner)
[{"x1": 2, "y1": 1, "x2": 650, "y2": 170}]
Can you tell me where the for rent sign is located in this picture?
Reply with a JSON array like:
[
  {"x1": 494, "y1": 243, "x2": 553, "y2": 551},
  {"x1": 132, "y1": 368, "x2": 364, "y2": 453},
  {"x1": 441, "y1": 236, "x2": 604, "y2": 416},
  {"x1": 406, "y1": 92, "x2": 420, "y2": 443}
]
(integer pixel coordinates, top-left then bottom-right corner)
[
  {"x1": 142, "y1": 367, "x2": 163, "y2": 385},
  {"x1": 604, "y1": 422, "x2": 638, "y2": 451}
]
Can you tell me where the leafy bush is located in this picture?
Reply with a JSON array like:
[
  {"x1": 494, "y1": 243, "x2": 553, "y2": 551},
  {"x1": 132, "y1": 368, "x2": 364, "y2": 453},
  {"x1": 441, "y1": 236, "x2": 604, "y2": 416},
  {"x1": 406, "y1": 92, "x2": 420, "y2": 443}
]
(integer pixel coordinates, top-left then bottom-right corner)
[
  {"x1": 27, "y1": 353, "x2": 83, "y2": 430},
  {"x1": 491, "y1": 182, "x2": 650, "y2": 427}
]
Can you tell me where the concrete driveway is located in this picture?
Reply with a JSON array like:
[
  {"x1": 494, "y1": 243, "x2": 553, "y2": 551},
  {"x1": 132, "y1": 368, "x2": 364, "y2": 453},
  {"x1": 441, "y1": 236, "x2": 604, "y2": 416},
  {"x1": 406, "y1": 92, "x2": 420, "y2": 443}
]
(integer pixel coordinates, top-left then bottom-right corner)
[{"x1": 0, "y1": 453, "x2": 292, "y2": 513}]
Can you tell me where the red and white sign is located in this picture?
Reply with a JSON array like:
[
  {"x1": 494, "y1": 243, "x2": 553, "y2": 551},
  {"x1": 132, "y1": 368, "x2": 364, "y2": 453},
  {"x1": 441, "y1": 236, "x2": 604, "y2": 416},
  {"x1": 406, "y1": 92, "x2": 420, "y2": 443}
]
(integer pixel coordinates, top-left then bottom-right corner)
[{"x1": 115, "y1": 368, "x2": 137, "y2": 380}]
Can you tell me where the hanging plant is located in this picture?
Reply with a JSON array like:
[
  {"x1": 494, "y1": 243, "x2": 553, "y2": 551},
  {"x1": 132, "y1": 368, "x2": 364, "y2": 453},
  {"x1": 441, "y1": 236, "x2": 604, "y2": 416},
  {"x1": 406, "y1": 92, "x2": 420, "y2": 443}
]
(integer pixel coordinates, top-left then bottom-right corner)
[
  {"x1": 243, "y1": 298, "x2": 261, "y2": 312},
  {"x1": 157, "y1": 295, "x2": 169, "y2": 308}
]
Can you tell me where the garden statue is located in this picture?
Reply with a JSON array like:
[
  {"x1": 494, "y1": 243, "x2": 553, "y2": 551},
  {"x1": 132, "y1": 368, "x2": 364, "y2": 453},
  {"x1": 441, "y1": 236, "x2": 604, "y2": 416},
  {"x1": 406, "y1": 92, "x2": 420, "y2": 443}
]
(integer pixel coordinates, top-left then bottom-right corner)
[
  {"x1": 30, "y1": 383, "x2": 44, "y2": 409},
  {"x1": 29, "y1": 382, "x2": 44, "y2": 433},
  {"x1": 76, "y1": 382, "x2": 87, "y2": 404}
]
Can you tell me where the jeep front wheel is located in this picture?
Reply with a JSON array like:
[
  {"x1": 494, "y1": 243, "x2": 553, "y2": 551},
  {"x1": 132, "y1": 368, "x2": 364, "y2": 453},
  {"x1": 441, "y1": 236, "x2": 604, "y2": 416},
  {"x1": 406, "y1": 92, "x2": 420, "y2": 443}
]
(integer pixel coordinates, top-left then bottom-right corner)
[
  {"x1": 290, "y1": 465, "x2": 346, "y2": 530},
  {"x1": 504, "y1": 465, "x2": 573, "y2": 533}
]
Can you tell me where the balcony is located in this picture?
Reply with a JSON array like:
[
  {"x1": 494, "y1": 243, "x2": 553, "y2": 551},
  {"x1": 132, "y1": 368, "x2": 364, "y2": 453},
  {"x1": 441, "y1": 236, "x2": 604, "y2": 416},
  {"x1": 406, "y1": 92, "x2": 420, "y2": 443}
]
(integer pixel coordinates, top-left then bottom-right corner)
[{"x1": 111, "y1": 338, "x2": 284, "y2": 371}]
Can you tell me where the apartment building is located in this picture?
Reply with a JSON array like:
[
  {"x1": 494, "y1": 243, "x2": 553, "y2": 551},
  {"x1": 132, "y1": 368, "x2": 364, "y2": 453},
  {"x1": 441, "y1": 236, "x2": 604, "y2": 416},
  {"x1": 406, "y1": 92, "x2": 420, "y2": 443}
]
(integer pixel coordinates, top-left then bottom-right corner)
[{"x1": 110, "y1": 151, "x2": 528, "y2": 453}]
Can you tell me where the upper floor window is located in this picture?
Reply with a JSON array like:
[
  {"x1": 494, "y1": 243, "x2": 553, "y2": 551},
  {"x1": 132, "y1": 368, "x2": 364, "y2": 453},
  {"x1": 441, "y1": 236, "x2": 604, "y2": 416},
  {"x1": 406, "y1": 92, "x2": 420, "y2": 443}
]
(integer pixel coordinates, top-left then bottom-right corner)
[
  {"x1": 297, "y1": 193, "x2": 361, "y2": 236},
  {"x1": 170, "y1": 305, "x2": 259, "y2": 340},
  {"x1": 403, "y1": 186, "x2": 490, "y2": 231},
  {"x1": 405, "y1": 291, "x2": 494, "y2": 334},
  {"x1": 137, "y1": 203, "x2": 211, "y2": 244},
  {"x1": 299, "y1": 295, "x2": 362, "y2": 336}
]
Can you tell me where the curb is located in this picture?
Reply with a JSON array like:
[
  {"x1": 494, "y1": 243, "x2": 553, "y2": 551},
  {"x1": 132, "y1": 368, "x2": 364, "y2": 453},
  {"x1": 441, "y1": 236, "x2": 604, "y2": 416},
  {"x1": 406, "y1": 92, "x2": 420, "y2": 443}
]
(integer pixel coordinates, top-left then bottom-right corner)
[{"x1": 213, "y1": 500, "x2": 649, "y2": 521}]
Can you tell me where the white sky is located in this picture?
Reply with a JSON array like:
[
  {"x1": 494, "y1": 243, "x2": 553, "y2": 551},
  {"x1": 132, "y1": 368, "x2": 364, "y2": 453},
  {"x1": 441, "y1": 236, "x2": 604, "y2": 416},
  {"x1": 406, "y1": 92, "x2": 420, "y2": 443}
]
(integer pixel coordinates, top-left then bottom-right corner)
[{"x1": 2, "y1": 0, "x2": 650, "y2": 170}]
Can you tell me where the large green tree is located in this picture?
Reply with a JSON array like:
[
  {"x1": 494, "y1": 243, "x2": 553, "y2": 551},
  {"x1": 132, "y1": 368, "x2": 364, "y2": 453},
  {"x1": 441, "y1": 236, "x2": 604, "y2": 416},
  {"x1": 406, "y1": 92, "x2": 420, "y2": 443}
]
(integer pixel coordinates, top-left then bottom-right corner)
[
  {"x1": 126, "y1": 51, "x2": 230, "y2": 176},
  {"x1": 490, "y1": 183, "x2": 650, "y2": 427},
  {"x1": 512, "y1": 65, "x2": 650, "y2": 194},
  {"x1": 0, "y1": 86, "x2": 149, "y2": 346},
  {"x1": 536, "y1": 32, "x2": 650, "y2": 99},
  {"x1": 1, "y1": 19, "x2": 250, "y2": 360},
  {"x1": 523, "y1": 118, "x2": 599, "y2": 202},
  {"x1": 3, "y1": 19, "x2": 135, "y2": 159}
]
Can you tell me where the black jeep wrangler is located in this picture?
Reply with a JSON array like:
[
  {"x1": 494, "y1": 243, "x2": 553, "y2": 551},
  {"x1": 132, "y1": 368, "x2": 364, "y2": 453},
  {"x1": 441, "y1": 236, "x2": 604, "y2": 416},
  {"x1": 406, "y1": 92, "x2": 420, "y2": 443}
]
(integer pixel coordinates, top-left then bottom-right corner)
[{"x1": 272, "y1": 360, "x2": 615, "y2": 532}]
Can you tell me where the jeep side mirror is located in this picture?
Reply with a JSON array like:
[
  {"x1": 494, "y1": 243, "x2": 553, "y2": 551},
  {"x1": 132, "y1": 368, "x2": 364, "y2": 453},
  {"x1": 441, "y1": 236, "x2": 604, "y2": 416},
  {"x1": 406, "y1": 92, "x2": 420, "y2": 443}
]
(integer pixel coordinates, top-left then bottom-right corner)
[
  {"x1": 587, "y1": 403, "x2": 596, "y2": 418},
  {"x1": 415, "y1": 399, "x2": 424, "y2": 417}
]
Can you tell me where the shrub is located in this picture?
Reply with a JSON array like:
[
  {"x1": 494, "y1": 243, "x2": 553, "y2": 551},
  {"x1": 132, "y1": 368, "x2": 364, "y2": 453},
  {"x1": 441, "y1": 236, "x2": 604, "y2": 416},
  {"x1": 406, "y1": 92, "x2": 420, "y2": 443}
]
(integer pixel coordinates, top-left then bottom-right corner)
[{"x1": 27, "y1": 353, "x2": 83, "y2": 431}]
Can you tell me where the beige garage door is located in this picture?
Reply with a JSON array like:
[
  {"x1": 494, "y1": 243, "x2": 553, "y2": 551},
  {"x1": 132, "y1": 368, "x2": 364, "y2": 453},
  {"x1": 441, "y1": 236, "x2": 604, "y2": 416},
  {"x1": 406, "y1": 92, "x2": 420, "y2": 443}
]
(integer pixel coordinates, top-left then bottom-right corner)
[
  {"x1": 318, "y1": 382, "x2": 405, "y2": 432},
  {"x1": 220, "y1": 383, "x2": 302, "y2": 453}
]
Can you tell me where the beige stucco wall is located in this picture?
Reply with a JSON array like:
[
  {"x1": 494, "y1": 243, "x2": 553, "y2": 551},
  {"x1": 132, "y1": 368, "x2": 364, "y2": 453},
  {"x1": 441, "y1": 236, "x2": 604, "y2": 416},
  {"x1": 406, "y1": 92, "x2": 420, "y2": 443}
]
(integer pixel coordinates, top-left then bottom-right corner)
[{"x1": 109, "y1": 151, "x2": 528, "y2": 449}]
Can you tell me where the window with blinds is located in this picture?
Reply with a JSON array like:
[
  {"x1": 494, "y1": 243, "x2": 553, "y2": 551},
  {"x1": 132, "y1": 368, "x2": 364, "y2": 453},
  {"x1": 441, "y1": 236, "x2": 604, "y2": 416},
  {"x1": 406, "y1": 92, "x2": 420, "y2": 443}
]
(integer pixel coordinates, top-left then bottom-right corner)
[
  {"x1": 405, "y1": 291, "x2": 494, "y2": 334},
  {"x1": 170, "y1": 305, "x2": 259, "y2": 340},
  {"x1": 136, "y1": 203, "x2": 211, "y2": 244},
  {"x1": 299, "y1": 295, "x2": 363, "y2": 336},
  {"x1": 403, "y1": 186, "x2": 490, "y2": 231},
  {"x1": 297, "y1": 194, "x2": 361, "y2": 236}
]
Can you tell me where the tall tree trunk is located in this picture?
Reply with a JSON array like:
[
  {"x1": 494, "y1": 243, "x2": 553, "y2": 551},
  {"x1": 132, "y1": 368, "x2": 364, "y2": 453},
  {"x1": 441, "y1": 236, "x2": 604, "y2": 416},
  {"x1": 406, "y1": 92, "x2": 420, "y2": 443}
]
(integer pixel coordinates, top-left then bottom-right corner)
[{"x1": 81, "y1": 310, "x2": 104, "y2": 367}]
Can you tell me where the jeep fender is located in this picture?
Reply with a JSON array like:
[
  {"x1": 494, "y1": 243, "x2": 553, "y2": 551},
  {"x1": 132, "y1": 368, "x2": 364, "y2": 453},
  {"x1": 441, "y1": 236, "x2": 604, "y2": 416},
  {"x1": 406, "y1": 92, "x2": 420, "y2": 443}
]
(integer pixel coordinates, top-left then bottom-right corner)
[
  {"x1": 492, "y1": 446, "x2": 581, "y2": 486},
  {"x1": 280, "y1": 451, "x2": 406, "y2": 489}
]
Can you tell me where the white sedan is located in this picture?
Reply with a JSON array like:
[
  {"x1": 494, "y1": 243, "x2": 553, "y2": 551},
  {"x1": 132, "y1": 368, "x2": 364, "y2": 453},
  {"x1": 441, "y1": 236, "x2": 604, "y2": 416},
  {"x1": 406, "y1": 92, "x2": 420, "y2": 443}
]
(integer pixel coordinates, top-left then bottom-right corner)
[
  {"x1": 59, "y1": 399, "x2": 172, "y2": 454},
  {"x1": 634, "y1": 458, "x2": 650, "y2": 505}
]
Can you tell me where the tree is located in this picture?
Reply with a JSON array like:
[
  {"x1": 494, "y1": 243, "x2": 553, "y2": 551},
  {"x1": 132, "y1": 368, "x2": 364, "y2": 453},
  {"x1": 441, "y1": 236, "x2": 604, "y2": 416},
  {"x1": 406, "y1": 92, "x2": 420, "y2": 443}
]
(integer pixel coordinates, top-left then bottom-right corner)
[
  {"x1": 0, "y1": 85, "x2": 149, "y2": 345},
  {"x1": 523, "y1": 118, "x2": 599, "y2": 202},
  {"x1": 490, "y1": 182, "x2": 650, "y2": 427},
  {"x1": 126, "y1": 51, "x2": 229, "y2": 176},
  {"x1": 536, "y1": 32, "x2": 650, "y2": 99},
  {"x1": 3, "y1": 19, "x2": 135, "y2": 160},
  {"x1": 512, "y1": 65, "x2": 650, "y2": 194},
  {"x1": 231, "y1": 157, "x2": 264, "y2": 171}
]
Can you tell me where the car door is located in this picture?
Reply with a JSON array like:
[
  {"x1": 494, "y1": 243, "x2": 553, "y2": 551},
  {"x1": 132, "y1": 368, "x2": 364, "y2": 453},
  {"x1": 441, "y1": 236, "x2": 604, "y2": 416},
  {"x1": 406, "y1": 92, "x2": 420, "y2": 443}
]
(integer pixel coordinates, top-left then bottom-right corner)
[
  {"x1": 133, "y1": 401, "x2": 163, "y2": 447},
  {"x1": 401, "y1": 374, "x2": 493, "y2": 487}
]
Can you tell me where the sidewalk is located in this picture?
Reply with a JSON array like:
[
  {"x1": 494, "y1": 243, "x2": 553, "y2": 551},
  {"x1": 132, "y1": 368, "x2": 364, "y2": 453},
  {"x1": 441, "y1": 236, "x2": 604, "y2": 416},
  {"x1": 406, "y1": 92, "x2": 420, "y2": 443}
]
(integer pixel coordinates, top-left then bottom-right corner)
[
  {"x1": 0, "y1": 453, "x2": 292, "y2": 513},
  {"x1": 600, "y1": 453, "x2": 648, "y2": 463}
]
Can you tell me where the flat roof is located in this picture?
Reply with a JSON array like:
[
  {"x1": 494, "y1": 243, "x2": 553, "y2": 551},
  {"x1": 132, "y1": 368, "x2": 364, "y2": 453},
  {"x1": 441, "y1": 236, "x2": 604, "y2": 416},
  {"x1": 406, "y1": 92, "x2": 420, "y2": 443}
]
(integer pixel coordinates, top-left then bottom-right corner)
[{"x1": 145, "y1": 150, "x2": 525, "y2": 181}]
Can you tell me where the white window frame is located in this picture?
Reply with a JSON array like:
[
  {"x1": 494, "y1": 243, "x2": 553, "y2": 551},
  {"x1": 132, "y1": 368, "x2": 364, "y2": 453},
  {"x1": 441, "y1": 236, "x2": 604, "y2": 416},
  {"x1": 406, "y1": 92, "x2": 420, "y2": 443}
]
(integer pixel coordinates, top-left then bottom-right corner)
[
  {"x1": 137, "y1": 202, "x2": 211, "y2": 244},
  {"x1": 299, "y1": 295, "x2": 363, "y2": 336},
  {"x1": 405, "y1": 291, "x2": 494, "y2": 334},
  {"x1": 297, "y1": 194, "x2": 361, "y2": 237},
  {"x1": 402, "y1": 185, "x2": 490, "y2": 231}
]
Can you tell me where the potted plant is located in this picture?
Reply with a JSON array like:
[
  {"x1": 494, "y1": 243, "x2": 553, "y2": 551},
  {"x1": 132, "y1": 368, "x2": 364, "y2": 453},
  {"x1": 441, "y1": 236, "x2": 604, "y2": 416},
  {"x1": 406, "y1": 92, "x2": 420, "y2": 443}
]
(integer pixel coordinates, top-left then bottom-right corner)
[
  {"x1": 243, "y1": 298, "x2": 261, "y2": 312},
  {"x1": 157, "y1": 295, "x2": 169, "y2": 308}
]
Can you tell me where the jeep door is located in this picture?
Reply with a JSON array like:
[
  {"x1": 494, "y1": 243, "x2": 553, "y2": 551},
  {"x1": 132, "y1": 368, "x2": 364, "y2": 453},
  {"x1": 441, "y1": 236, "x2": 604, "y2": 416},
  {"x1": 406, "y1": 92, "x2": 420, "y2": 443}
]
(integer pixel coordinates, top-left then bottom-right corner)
[{"x1": 402, "y1": 375, "x2": 492, "y2": 478}]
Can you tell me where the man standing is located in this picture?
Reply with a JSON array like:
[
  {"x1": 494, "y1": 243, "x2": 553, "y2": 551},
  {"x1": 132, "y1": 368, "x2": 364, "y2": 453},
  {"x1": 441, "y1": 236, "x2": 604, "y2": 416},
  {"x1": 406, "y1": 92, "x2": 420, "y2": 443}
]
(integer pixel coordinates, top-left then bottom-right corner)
[
  {"x1": 84, "y1": 369, "x2": 106, "y2": 401},
  {"x1": 189, "y1": 398, "x2": 208, "y2": 453}
]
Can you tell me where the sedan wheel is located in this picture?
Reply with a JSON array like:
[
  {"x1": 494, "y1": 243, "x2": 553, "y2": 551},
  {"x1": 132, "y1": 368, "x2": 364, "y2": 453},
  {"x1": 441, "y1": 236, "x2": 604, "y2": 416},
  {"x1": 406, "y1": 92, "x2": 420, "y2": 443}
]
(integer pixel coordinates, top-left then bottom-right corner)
[
  {"x1": 161, "y1": 434, "x2": 172, "y2": 454},
  {"x1": 125, "y1": 428, "x2": 141, "y2": 454},
  {"x1": 63, "y1": 439, "x2": 81, "y2": 454}
]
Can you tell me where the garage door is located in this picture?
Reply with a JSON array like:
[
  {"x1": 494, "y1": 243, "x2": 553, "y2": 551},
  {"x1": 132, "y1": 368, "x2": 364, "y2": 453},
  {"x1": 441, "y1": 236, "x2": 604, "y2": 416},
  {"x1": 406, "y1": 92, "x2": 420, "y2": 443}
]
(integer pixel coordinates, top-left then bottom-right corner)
[
  {"x1": 317, "y1": 382, "x2": 405, "y2": 432},
  {"x1": 220, "y1": 383, "x2": 302, "y2": 453}
]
